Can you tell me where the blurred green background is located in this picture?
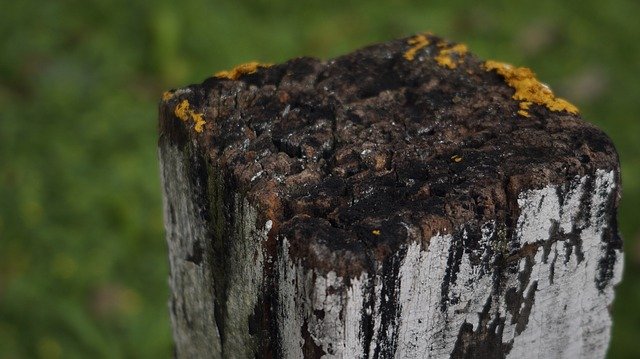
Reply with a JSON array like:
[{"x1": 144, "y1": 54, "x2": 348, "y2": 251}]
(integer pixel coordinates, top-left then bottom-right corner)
[{"x1": 1, "y1": 0, "x2": 638, "y2": 357}]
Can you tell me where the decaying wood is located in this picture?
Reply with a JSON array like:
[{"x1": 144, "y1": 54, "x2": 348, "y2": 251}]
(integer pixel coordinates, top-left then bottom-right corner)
[{"x1": 159, "y1": 33, "x2": 623, "y2": 358}]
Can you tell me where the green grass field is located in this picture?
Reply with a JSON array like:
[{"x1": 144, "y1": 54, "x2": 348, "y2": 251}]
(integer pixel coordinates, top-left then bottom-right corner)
[{"x1": 1, "y1": 0, "x2": 638, "y2": 357}]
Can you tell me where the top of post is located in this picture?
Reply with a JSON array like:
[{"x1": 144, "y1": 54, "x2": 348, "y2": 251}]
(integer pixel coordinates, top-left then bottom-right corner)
[{"x1": 159, "y1": 33, "x2": 619, "y2": 275}]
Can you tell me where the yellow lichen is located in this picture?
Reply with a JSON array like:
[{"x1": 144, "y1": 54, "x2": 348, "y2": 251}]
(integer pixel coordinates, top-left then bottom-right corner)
[
  {"x1": 215, "y1": 61, "x2": 272, "y2": 80},
  {"x1": 517, "y1": 101, "x2": 532, "y2": 117},
  {"x1": 192, "y1": 113, "x2": 206, "y2": 132},
  {"x1": 174, "y1": 100, "x2": 191, "y2": 122},
  {"x1": 403, "y1": 33, "x2": 431, "y2": 61},
  {"x1": 372, "y1": 229, "x2": 381, "y2": 236},
  {"x1": 434, "y1": 43, "x2": 468, "y2": 69},
  {"x1": 162, "y1": 91, "x2": 174, "y2": 102},
  {"x1": 484, "y1": 60, "x2": 579, "y2": 116},
  {"x1": 174, "y1": 99, "x2": 206, "y2": 133}
]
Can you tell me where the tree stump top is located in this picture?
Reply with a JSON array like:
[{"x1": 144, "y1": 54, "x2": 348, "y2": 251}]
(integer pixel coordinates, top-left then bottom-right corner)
[{"x1": 159, "y1": 33, "x2": 619, "y2": 278}]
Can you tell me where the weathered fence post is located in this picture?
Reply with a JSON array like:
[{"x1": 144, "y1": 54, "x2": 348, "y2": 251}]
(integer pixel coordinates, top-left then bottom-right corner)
[{"x1": 158, "y1": 33, "x2": 623, "y2": 358}]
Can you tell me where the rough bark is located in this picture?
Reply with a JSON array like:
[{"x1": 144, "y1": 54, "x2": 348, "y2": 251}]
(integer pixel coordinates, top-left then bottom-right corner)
[{"x1": 158, "y1": 33, "x2": 623, "y2": 358}]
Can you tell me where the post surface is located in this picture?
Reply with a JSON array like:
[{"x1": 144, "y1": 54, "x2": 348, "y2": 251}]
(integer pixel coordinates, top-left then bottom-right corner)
[{"x1": 159, "y1": 33, "x2": 623, "y2": 358}]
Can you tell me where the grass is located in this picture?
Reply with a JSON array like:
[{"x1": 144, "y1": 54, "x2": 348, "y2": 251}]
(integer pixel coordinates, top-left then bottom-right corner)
[{"x1": 1, "y1": 0, "x2": 638, "y2": 357}]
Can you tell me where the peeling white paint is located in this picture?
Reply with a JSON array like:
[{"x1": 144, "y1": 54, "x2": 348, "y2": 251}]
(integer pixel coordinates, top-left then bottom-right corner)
[
  {"x1": 275, "y1": 170, "x2": 621, "y2": 358},
  {"x1": 163, "y1": 137, "x2": 621, "y2": 359},
  {"x1": 277, "y1": 238, "x2": 369, "y2": 358},
  {"x1": 506, "y1": 170, "x2": 622, "y2": 359},
  {"x1": 516, "y1": 185, "x2": 560, "y2": 246},
  {"x1": 394, "y1": 228, "x2": 494, "y2": 358}
]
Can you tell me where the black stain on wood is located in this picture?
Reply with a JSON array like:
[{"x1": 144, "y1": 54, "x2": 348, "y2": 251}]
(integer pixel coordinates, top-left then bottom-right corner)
[
  {"x1": 441, "y1": 232, "x2": 465, "y2": 311},
  {"x1": 301, "y1": 320, "x2": 326, "y2": 357},
  {"x1": 451, "y1": 297, "x2": 512, "y2": 358},
  {"x1": 596, "y1": 203, "x2": 623, "y2": 292},
  {"x1": 372, "y1": 249, "x2": 405, "y2": 358}
]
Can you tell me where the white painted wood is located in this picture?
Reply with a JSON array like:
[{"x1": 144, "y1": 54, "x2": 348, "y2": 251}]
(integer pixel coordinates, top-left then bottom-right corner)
[
  {"x1": 274, "y1": 170, "x2": 622, "y2": 358},
  {"x1": 277, "y1": 238, "x2": 369, "y2": 358},
  {"x1": 506, "y1": 170, "x2": 623, "y2": 359}
]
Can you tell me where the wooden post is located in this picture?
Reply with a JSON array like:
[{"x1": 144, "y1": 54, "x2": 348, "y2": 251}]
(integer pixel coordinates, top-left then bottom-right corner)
[{"x1": 158, "y1": 33, "x2": 623, "y2": 358}]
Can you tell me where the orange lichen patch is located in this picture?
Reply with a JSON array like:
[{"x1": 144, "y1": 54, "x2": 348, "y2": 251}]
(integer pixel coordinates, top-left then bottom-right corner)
[
  {"x1": 174, "y1": 100, "x2": 191, "y2": 122},
  {"x1": 215, "y1": 61, "x2": 272, "y2": 80},
  {"x1": 434, "y1": 43, "x2": 468, "y2": 69},
  {"x1": 162, "y1": 91, "x2": 174, "y2": 102},
  {"x1": 403, "y1": 33, "x2": 431, "y2": 61},
  {"x1": 484, "y1": 60, "x2": 579, "y2": 116},
  {"x1": 372, "y1": 229, "x2": 381, "y2": 236},
  {"x1": 451, "y1": 155, "x2": 463, "y2": 163},
  {"x1": 174, "y1": 99, "x2": 206, "y2": 133},
  {"x1": 192, "y1": 113, "x2": 206, "y2": 132},
  {"x1": 517, "y1": 101, "x2": 532, "y2": 117}
]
